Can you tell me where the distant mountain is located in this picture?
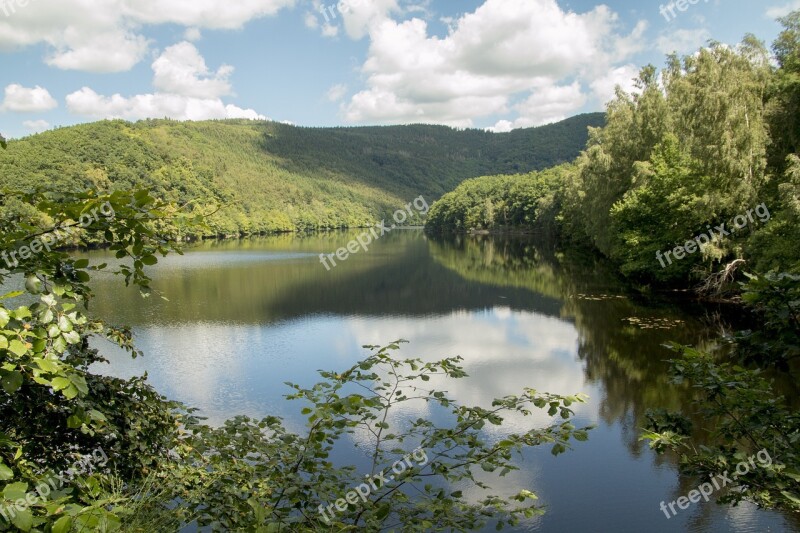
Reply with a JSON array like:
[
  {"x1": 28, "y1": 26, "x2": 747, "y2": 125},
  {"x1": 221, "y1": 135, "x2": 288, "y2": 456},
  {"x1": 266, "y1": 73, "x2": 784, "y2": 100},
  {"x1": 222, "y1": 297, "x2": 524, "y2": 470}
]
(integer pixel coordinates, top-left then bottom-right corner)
[{"x1": 0, "y1": 113, "x2": 603, "y2": 236}]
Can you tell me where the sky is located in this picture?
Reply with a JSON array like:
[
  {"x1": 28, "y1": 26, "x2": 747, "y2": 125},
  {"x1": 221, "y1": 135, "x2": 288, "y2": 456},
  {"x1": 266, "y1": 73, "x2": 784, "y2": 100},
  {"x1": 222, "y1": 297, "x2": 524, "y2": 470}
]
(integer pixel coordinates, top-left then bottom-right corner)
[{"x1": 0, "y1": 0, "x2": 796, "y2": 139}]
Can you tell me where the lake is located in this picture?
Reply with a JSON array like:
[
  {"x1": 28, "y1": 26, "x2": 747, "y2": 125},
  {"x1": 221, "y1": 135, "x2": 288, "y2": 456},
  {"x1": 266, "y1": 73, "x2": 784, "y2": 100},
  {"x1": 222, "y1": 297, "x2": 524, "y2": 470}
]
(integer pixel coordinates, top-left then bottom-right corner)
[{"x1": 86, "y1": 230, "x2": 795, "y2": 532}]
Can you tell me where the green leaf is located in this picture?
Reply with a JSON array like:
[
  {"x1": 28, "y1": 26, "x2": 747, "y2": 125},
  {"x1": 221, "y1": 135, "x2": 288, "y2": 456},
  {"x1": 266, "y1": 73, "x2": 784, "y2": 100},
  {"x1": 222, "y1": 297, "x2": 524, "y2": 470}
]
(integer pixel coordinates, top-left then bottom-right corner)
[
  {"x1": 24, "y1": 276, "x2": 42, "y2": 294},
  {"x1": 51, "y1": 377, "x2": 71, "y2": 391},
  {"x1": 58, "y1": 315, "x2": 73, "y2": 332},
  {"x1": 73, "y1": 259, "x2": 89, "y2": 269},
  {"x1": 141, "y1": 255, "x2": 158, "y2": 266},
  {"x1": 3, "y1": 481, "x2": 28, "y2": 500},
  {"x1": 13, "y1": 307, "x2": 31, "y2": 319},
  {"x1": 0, "y1": 463, "x2": 13, "y2": 480},
  {"x1": 34, "y1": 358, "x2": 59, "y2": 373},
  {"x1": 63, "y1": 385, "x2": 79, "y2": 399},
  {"x1": 0, "y1": 292, "x2": 23, "y2": 301},
  {"x1": 52, "y1": 516, "x2": 72, "y2": 533},
  {"x1": 782, "y1": 491, "x2": 800, "y2": 505},
  {"x1": 88, "y1": 409, "x2": 107, "y2": 422},
  {"x1": 8, "y1": 340, "x2": 28, "y2": 357},
  {"x1": 62, "y1": 331, "x2": 81, "y2": 345},
  {"x1": 375, "y1": 503, "x2": 391, "y2": 520},
  {"x1": 11, "y1": 509, "x2": 32, "y2": 532},
  {"x1": 2, "y1": 371, "x2": 23, "y2": 394}
]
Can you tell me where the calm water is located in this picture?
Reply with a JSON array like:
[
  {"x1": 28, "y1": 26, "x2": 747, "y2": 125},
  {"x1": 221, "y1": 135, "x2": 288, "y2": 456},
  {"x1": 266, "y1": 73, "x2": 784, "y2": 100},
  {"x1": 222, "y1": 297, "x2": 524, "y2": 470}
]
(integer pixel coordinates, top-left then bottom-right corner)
[{"x1": 86, "y1": 230, "x2": 795, "y2": 532}]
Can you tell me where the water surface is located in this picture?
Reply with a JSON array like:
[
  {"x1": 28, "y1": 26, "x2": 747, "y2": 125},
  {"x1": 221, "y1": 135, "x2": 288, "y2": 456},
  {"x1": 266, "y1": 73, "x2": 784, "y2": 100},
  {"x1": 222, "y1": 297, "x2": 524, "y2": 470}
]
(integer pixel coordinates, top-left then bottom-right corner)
[{"x1": 87, "y1": 231, "x2": 794, "y2": 532}]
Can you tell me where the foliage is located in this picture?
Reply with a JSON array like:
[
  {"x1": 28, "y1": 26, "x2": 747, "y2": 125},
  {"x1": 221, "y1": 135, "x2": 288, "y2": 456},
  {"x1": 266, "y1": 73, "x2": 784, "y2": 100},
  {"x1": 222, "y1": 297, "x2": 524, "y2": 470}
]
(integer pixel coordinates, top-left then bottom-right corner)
[
  {"x1": 643, "y1": 273, "x2": 800, "y2": 512},
  {"x1": 144, "y1": 342, "x2": 592, "y2": 532},
  {"x1": 731, "y1": 272, "x2": 800, "y2": 370},
  {"x1": 424, "y1": 164, "x2": 571, "y2": 235},
  {"x1": 0, "y1": 187, "x2": 200, "y2": 531}
]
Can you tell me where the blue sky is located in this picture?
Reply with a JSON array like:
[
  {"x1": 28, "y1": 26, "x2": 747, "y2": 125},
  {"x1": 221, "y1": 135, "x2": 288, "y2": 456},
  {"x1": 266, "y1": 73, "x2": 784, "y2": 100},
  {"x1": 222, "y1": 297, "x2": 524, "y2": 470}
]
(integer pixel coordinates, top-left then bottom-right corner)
[{"x1": 0, "y1": 0, "x2": 795, "y2": 139}]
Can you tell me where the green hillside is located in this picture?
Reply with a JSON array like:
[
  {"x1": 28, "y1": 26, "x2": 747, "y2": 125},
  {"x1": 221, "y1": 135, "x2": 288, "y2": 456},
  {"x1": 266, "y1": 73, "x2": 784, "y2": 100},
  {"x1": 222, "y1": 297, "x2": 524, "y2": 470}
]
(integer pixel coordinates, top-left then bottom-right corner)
[{"x1": 0, "y1": 114, "x2": 602, "y2": 237}]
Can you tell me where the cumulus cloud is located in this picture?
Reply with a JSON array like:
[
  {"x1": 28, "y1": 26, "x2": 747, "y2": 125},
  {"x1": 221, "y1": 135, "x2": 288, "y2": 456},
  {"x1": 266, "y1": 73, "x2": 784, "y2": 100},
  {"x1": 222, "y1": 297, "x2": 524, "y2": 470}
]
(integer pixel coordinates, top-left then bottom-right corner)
[
  {"x1": 656, "y1": 27, "x2": 710, "y2": 54},
  {"x1": 342, "y1": 0, "x2": 647, "y2": 129},
  {"x1": 308, "y1": 0, "x2": 401, "y2": 39},
  {"x1": 184, "y1": 27, "x2": 202, "y2": 41},
  {"x1": 1, "y1": 84, "x2": 58, "y2": 112},
  {"x1": 22, "y1": 119, "x2": 51, "y2": 133},
  {"x1": 325, "y1": 84, "x2": 348, "y2": 102},
  {"x1": 589, "y1": 64, "x2": 640, "y2": 105},
  {"x1": 766, "y1": 1, "x2": 800, "y2": 18},
  {"x1": 0, "y1": 0, "x2": 294, "y2": 72},
  {"x1": 45, "y1": 31, "x2": 150, "y2": 73},
  {"x1": 152, "y1": 42, "x2": 233, "y2": 99},
  {"x1": 66, "y1": 43, "x2": 266, "y2": 121},
  {"x1": 513, "y1": 82, "x2": 588, "y2": 128}
]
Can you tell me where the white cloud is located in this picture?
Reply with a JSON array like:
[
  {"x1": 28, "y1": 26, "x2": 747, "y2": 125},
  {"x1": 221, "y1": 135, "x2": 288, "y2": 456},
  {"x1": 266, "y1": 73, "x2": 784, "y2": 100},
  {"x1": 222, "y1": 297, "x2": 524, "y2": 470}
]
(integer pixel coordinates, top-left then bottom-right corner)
[
  {"x1": 66, "y1": 87, "x2": 265, "y2": 121},
  {"x1": 152, "y1": 42, "x2": 233, "y2": 99},
  {"x1": 307, "y1": 0, "x2": 402, "y2": 39},
  {"x1": 45, "y1": 31, "x2": 150, "y2": 73},
  {"x1": 0, "y1": 0, "x2": 294, "y2": 72},
  {"x1": 766, "y1": 1, "x2": 800, "y2": 18},
  {"x1": 589, "y1": 64, "x2": 640, "y2": 105},
  {"x1": 23, "y1": 119, "x2": 51, "y2": 133},
  {"x1": 325, "y1": 84, "x2": 348, "y2": 102},
  {"x1": 513, "y1": 82, "x2": 588, "y2": 127},
  {"x1": 343, "y1": 0, "x2": 646, "y2": 129},
  {"x1": 184, "y1": 27, "x2": 202, "y2": 41},
  {"x1": 1, "y1": 84, "x2": 58, "y2": 112},
  {"x1": 304, "y1": 11, "x2": 319, "y2": 29},
  {"x1": 489, "y1": 82, "x2": 588, "y2": 132},
  {"x1": 339, "y1": 0, "x2": 399, "y2": 40},
  {"x1": 656, "y1": 27, "x2": 710, "y2": 54},
  {"x1": 66, "y1": 43, "x2": 266, "y2": 122},
  {"x1": 123, "y1": 0, "x2": 295, "y2": 28}
]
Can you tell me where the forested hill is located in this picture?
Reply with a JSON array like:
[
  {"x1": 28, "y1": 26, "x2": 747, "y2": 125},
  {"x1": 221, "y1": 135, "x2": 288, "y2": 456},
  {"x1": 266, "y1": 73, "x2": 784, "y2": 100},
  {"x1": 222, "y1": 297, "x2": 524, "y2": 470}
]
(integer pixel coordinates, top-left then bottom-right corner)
[
  {"x1": 261, "y1": 113, "x2": 604, "y2": 198},
  {"x1": 0, "y1": 113, "x2": 603, "y2": 236}
]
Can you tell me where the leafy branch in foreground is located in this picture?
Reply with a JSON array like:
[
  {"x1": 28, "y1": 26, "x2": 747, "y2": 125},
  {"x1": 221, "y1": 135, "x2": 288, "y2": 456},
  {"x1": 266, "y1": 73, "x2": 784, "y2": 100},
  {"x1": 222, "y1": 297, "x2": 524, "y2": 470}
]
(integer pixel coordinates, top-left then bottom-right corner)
[
  {"x1": 147, "y1": 341, "x2": 592, "y2": 532},
  {"x1": 0, "y1": 190, "x2": 201, "y2": 531},
  {"x1": 642, "y1": 273, "x2": 800, "y2": 513}
]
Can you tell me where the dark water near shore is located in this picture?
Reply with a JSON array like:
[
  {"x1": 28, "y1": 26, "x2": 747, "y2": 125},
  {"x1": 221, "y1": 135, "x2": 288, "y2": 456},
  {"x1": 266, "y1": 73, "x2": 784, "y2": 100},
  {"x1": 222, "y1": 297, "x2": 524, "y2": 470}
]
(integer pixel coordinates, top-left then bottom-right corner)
[{"x1": 87, "y1": 230, "x2": 796, "y2": 532}]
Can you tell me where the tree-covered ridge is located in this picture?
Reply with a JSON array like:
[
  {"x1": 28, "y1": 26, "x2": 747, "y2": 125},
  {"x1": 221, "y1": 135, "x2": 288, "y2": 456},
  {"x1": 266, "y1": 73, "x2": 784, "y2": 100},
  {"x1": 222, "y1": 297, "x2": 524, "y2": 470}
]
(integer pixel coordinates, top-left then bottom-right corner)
[
  {"x1": 426, "y1": 16, "x2": 800, "y2": 284},
  {"x1": 425, "y1": 164, "x2": 571, "y2": 235},
  {"x1": 261, "y1": 113, "x2": 604, "y2": 199},
  {"x1": 0, "y1": 114, "x2": 602, "y2": 238}
]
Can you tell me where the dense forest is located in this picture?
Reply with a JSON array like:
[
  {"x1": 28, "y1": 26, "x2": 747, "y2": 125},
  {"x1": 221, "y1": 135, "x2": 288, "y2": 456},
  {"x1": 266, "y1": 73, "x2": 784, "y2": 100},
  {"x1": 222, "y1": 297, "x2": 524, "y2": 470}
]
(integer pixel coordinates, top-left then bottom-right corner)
[
  {"x1": 426, "y1": 19, "x2": 800, "y2": 285},
  {"x1": 0, "y1": 114, "x2": 602, "y2": 238}
]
